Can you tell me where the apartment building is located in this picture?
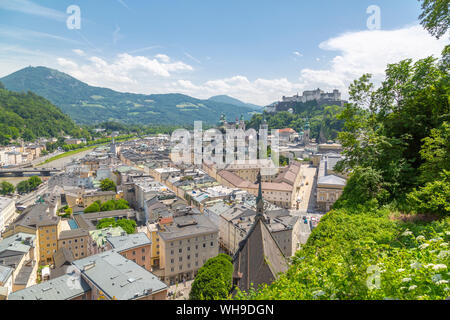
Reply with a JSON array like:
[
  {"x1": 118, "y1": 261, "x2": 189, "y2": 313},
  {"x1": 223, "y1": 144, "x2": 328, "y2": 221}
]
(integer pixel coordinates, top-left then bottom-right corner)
[
  {"x1": 106, "y1": 233, "x2": 152, "y2": 272},
  {"x1": 81, "y1": 191, "x2": 117, "y2": 208},
  {"x1": 0, "y1": 197, "x2": 16, "y2": 234},
  {"x1": 148, "y1": 214, "x2": 219, "y2": 285},
  {"x1": 57, "y1": 229, "x2": 90, "y2": 260}
]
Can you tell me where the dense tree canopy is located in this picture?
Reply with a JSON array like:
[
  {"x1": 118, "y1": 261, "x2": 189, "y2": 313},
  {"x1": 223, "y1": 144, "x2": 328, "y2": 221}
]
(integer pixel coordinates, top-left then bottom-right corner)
[
  {"x1": 190, "y1": 254, "x2": 234, "y2": 300},
  {"x1": 100, "y1": 178, "x2": 116, "y2": 192},
  {"x1": 96, "y1": 218, "x2": 136, "y2": 234},
  {"x1": 0, "y1": 181, "x2": 15, "y2": 195}
]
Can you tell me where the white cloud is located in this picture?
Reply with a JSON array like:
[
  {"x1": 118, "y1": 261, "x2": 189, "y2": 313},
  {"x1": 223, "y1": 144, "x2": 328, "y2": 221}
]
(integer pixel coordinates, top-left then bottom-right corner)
[
  {"x1": 73, "y1": 49, "x2": 85, "y2": 56},
  {"x1": 293, "y1": 51, "x2": 303, "y2": 57},
  {"x1": 56, "y1": 52, "x2": 194, "y2": 91},
  {"x1": 18, "y1": 24, "x2": 447, "y2": 106},
  {"x1": 57, "y1": 58, "x2": 78, "y2": 69},
  {"x1": 155, "y1": 54, "x2": 171, "y2": 63},
  {"x1": 298, "y1": 25, "x2": 448, "y2": 97}
]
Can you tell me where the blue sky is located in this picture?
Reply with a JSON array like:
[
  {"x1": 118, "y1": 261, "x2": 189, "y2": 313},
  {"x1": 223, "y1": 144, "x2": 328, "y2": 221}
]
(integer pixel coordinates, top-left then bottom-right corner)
[{"x1": 0, "y1": 0, "x2": 447, "y2": 105}]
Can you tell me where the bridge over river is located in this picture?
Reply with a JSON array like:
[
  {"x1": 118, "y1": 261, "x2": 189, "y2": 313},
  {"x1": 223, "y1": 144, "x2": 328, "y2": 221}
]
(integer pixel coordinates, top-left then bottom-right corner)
[{"x1": 0, "y1": 167, "x2": 62, "y2": 177}]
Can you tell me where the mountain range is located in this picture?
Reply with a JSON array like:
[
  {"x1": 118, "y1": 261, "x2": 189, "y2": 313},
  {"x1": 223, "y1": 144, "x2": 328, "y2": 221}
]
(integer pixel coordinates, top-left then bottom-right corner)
[{"x1": 0, "y1": 66, "x2": 262, "y2": 126}]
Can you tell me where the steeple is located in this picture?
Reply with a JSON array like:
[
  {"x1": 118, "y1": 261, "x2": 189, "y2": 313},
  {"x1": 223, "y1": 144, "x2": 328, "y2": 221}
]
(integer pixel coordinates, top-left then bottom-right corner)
[{"x1": 256, "y1": 171, "x2": 264, "y2": 217}]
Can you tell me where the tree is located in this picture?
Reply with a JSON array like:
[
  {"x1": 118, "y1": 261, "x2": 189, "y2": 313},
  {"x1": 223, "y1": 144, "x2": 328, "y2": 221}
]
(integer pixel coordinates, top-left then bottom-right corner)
[
  {"x1": 100, "y1": 178, "x2": 116, "y2": 192},
  {"x1": 418, "y1": 122, "x2": 450, "y2": 184},
  {"x1": 16, "y1": 180, "x2": 30, "y2": 194},
  {"x1": 114, "y1": 199, "x2": 130, "y2": 210},
  {"x1": 100, "y1": 200, "x2": 116, "y2": 212},
  {"x1": 28, "y1": 176, "x2": 42, "y2": 190},
  {"x1": 84, "y1": 202, "x2": 100, "y2": 213},
  {"x1": 96, "y1": 218, "x2": 116, "y2": 229},
  {"x1": 419, "y1": 0, "x2": 449, "y2": 39},
  {"x1": 0, "y1": 181, "x2": 15, "y2": 195},
  {"x1": 96, "y1": 218, "x2": 136, "y2": 234},
  {"x1": 407, "y1": 170, "x2": 450, "y2": 216},
  {"x1": 190, "y1": 254, "x2": 233, "y2": 300},
  {"x1": 115, "y1": 219, "x2": 136, "y2": 234}
]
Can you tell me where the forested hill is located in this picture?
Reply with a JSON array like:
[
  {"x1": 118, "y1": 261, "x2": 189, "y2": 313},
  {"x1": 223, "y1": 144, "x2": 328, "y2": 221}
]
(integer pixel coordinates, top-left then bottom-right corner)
[
  {"x1": 0, "y1": 82, "x2": 83, "y2": 145},
  {"x1": 246, "y1": 102, "x2": 346, "y2": 143},
  {"x1": 1, "y1": 66, "x2": 259, "y2": 126}
]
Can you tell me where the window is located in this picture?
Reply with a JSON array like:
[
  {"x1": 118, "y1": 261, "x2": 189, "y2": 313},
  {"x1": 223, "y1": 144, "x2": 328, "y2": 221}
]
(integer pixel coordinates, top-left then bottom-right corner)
[
  {"x1": 171, "y1": 267, "x2": 174, "y2": 272},
  {"x1": 171, "y1": 259, "x2": 174, "y2": 263},
  {"x1": 203, "y1": 243, "x2": 206, "y2": 248},
  {"x1": 179, "y1": 257, "x2": 182, "y2": 262},
  {"x1": 142, "y1": 256, "x2": 145, "y2": 261},
  {"x1": 62, "y1": 241, "x2": 66, "y2": 245},
  {"x1": 156, "y1": 244, "x2": 159, "y2": 248},
  {"x1": 195, "y1": 253, "x2": 198, "y2": 258},
  {"x1": 75, "y1": 239, "x2": 78, "y2": 243},
  {"x1": 187, "y1": 247, "x2": 190, "y2": 251},
  {"x1": 210, "y1": 242, "x2": 213, "y2": 247},
  {"x1": 171, "y1": 250, "x2": 174, "y2": 255},
  {"x1": 142, "y1": 248, "x2": 145, "y2": 253},
  {"x1": 179, "y1": 248, "x2": 182, "y2": 253},
  {"x1": 133, "y1": 251, "x2": 136, "y2": 255}
]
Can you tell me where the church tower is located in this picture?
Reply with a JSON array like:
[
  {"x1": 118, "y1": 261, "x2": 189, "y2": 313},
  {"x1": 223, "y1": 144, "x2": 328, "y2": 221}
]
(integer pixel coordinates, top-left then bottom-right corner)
[{"x1": 256, "y1": 171, "x2": 264, "y2": 217}]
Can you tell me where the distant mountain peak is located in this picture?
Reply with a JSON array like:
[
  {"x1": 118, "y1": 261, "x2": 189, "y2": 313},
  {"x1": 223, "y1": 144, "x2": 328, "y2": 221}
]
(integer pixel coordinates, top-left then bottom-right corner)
[{"x1": 1, "y1": 66, "x2": 260, "y2": 126}]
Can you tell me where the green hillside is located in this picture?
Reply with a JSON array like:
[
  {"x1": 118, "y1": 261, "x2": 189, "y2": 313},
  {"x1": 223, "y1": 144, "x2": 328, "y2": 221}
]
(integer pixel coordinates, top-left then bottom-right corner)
[
  {"x1": 1, "y1": 67, "x2": 259, "y2": 125},
  {"x1": 0, "y1": 82, "x2": 84, "y2": 145}
]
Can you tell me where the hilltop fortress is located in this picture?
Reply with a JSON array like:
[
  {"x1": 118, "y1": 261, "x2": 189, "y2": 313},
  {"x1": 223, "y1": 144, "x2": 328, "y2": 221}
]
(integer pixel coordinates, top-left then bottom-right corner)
[{"x1": 266, "y1": 88, "x2": 346, "y2": 113}]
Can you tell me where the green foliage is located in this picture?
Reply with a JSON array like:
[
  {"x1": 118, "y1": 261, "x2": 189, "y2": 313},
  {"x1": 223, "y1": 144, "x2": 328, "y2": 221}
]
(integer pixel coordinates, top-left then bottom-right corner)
[
  {"x1": 419, "y1": 0, "x2": 449, "y2": 39},
  {"x1": 0, "y1": 85, "x2": 84, "y2": 145},
  {"x1": 190, "y1": 254, "x2": 234, "y2": 300},
  {"x1": 100, "y1": 178, "x2": 116, "y2": 192},
  {"x1": 96, "y1": 218, "x2": 136, "y2": 234},
  {"x1": 100, "y1": 200, "x2": 116, "y2": 212},
  {"x1": 336, "y1": 49, "x2": 450, "y2": 206},
  {"x1": 15, "y1": 176, "x2": 42, "y2": 194},
  {"x1": 84, "y1": 202, "x2": 101, "y2": 213},
  {"x1": 247, "y1": 103, "x2": 345, "y2": 143},
  {"x1": 0, "y1": 181, "x2": 15, "y2": 195},
  {"x1": 334, "y1": 166, "x2": 388, "y2": 209},
  {"x1": 0, "y1": 67, "x2": 256, "y2": 125},
  {"x1": 407, "y1": 170, "x2": 450, "y2": 216},
  {"x1": 84, "y1": 199, "x2": 129, "y2": 213},
  {"x1": 418, "y1": 122, "x2": 450, "y2": 184},
  {"x1": 238, "y1": 208, "x2": 449, "y2": 300}
]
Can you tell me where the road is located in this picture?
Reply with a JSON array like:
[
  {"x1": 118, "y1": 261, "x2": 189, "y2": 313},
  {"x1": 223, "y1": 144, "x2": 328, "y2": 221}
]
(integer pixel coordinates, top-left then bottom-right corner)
[
  {"x1": 295, "y1": 164, "x2": 317, "y2": 212},
  {"x1": 36, "y1": 149, "x2": 93, "y2": 169}
]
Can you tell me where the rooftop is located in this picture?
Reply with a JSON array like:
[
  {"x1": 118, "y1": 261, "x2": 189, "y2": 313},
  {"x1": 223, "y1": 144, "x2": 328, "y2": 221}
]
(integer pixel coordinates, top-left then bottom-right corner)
[
  {"x1": 106, "y1": 233, "x2": 151, "y2": 252},
  {"x1": 8, "y1": 273, "x2": 91, "y2": 300},
  {"x1": 72, "y1": 250, "x2": 167, "y2": 300}
]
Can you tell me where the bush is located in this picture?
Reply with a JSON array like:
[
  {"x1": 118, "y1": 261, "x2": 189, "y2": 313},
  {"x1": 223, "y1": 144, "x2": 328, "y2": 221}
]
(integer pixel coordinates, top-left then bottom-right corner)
[
  {"x1": 407, "y1": 170, "x2": 450, "y2": 217},
  {"x1": 84, "y1": 202, "x2": 101, "y2": 213},
  {"x1": 96, "y1": 218, "x2": 136, "y2": 234},
  {"x1": 100, "y1": 178, "x2": 116, "y2": 192}
]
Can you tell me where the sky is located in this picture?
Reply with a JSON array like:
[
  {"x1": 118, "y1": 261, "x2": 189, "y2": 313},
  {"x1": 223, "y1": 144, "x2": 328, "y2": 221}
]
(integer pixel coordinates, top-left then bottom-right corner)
[{"x1": 0, "y1": 0, "x2": 448, "y2": 106}]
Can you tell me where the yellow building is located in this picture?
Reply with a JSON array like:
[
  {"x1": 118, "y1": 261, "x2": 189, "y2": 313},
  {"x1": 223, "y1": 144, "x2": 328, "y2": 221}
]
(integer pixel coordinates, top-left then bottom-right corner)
[{"x1": 36, "y1": 217, "x2": 61, "y2": 266}]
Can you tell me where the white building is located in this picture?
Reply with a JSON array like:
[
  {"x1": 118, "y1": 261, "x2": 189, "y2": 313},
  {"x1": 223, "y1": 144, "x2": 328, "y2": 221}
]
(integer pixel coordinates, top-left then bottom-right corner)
[{"x1": 0, "y1": 197, "x2": 16, "y2": 233}]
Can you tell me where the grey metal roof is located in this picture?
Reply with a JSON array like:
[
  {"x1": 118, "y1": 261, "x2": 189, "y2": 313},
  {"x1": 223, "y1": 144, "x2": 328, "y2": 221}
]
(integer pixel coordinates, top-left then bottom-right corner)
[
  {"x1": 8, "y1": 274, "x2": 91, "y2": 300},
  {"x1": 72, "y1": 250, "x2": 167, "y2": 300},
  {"x1": 318, "y1": 174, "x2": 347, "y2": 187},
  {"x1": 0, "y1": 265, "x2": 13, "y2": 284},
  {"x1": 158, "y1": 215, "x2": 218, "y2": 241},
  {"x1": 106, "y1": 233, "x2": 151, "y2": 252},
  {"x1": 0, "y1": 233, "x2": 35, "y2": 255}
]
